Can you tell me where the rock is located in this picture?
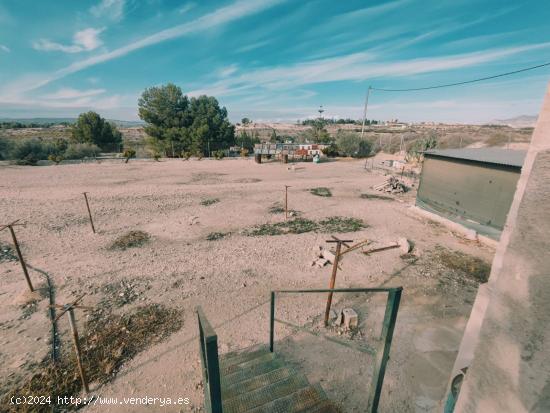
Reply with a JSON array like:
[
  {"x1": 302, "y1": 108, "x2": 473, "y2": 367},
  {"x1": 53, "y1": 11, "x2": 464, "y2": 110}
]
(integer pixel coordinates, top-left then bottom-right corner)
[
  {"x1": 398, "y1": 237, "x2": 411, "y2": 253},
  {"x1": 321, "y1": 249, "x2": 336, "y2": 263},
  {"x1": 316, "y1": 258, "x2": 328, "y2": 268},
  {"x1": 342, "y1": 308, "x2": 358, "y2": 329}
]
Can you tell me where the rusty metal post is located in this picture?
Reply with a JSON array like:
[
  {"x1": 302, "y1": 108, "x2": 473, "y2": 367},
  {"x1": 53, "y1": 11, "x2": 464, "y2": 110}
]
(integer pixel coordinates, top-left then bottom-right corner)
[
  {"x1": 82, "y1": 192, "x2": 96, "y2": 234},
  {"x1": 324, "y1": 241, "x2": 343, "y2": 326},
  {"x1": 67, "y1": 307, "x2": 89, "y2": 393},
  {"x1": 8, "y1": 225, "x2": 34, "y2": 292}
]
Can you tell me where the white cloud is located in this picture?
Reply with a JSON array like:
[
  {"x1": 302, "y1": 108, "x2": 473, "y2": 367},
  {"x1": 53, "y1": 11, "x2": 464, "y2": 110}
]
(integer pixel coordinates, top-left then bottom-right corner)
[
  {"x1": 178, "y1": 2, "x2": 196, "y2": 14},
  {"x1": 219, "y1": 64, "x2": 238, "y2": 77},
  {"x1": 0, "y1": 44, "x2": 10, "y2": 53},
  {"x1": 188, "y1": 43, "x2": 550, "y2": 97},
  {"x1": 33, "y1": 28, "x2": 105, "y2": 53},
  {"x1": 42, "y1": 88, "x2": 106, "y2": 100},
  {"x1": 90, "y1": 0, "x2": 125, "y2": 22},
  {"x1": 6, "y1": 0, "x2": 286, "y2": 95}
]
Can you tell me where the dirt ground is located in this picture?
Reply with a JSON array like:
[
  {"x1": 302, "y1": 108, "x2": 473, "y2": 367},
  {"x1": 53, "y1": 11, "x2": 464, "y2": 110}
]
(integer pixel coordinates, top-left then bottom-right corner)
[{"x1": 0, "y1": 157, "x2": 494, "y2": 412}]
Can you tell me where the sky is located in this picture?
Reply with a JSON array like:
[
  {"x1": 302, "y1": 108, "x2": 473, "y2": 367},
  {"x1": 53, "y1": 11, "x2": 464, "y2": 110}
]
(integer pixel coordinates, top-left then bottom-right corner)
[{"x1": 0, "y1": 0, "x2": 549, "y2": 123}]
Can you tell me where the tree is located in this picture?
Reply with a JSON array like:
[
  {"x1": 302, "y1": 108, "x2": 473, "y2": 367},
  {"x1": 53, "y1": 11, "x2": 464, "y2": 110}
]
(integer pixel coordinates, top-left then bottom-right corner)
[
  {"x1": 336, "y1": 131, "x2": 372, "y2": 158},
  {"x1": 71, "y1": 111, "x2": 122, "y2": 151},
  {"x1": 138, "y1": 83, "x2": 235, "y2": 156},
  {"x1": 236, "y1": 130, "x2": 260, "y2": 151},
  {"x1": 241, "y1": 117, "x2": 252, "y2": 126}
]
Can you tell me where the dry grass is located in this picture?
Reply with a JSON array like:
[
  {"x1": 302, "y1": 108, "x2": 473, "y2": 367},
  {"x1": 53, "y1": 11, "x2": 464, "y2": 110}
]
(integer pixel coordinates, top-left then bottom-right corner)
[
  {"x1": 309, "y1": 187, "x2": 332, "y2": 197},
  {"x1": 435, "y1": 246, "x2": 491, "y2": 283},
  {"x1": 206, "y1": 231, "x2": 230, "y2": 241},
  {"x1": 1, "y1": 304, "x2": 183, "y2": 412},
  {"x1": 360, "y1": 193, "x2": 394, "y2": 201},
  {"x1": 109, "y1": 230, "x2": 150, "y2": 250},
  {"x1": 244, "y1": 216, "x2": 366, "y2": 236},
  {"x1": 200, "y1": 198, "x2": 220, "y2": 206}
]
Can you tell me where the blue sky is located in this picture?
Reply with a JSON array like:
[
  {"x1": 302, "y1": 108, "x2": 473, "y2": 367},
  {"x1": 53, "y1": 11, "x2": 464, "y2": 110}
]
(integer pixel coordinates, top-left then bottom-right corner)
[{"x1": 0, "y1": 0, "x2": 549, "y2": 123}]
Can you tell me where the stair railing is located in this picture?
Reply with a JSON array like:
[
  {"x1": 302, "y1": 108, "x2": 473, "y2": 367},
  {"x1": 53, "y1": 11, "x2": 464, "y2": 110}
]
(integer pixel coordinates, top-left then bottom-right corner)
[
  {"x1": 196, "y1": 306, "x2": 223, "y2": 413},
  {"x1": 269, "y1": 287, "x2": 402, "y2": 413}
]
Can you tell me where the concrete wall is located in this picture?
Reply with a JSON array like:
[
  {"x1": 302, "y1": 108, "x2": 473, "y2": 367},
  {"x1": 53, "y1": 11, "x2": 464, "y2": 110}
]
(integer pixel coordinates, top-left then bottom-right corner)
[
  {"x1": 453, "y1": 82, "x2": 550, "y2": 412},
  {"x1": 417, "y1": 157, "x2": 520, "y2": 230}
]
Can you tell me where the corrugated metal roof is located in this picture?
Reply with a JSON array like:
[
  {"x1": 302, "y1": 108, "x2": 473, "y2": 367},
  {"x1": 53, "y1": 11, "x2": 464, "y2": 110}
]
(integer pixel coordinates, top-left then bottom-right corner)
[{"x1": 424, "y1": 148, "x2": 526, "y2": 168}]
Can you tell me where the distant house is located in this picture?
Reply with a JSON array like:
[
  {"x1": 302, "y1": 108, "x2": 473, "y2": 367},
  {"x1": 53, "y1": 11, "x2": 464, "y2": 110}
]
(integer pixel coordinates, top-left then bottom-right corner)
[{"x1": 416, "y1": 148, "x2": 527, "y2": 239}]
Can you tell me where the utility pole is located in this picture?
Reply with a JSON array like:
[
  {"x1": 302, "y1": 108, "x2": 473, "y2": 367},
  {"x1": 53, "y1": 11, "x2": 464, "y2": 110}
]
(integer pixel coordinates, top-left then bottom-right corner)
[{"x1": 360, "y1": 86, "x2": 372, "y2": 139}]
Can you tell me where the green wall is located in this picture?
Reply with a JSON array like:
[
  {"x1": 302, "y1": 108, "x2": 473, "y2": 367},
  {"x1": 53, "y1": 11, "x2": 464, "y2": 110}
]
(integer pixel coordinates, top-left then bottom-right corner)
[{"x1": 417, "y1": 157, "x2": 521, "y2": 231}]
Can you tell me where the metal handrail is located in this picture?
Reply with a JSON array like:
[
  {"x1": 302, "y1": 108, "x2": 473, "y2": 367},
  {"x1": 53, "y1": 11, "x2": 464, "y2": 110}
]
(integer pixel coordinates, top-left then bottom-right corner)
[
  {"x1": 269, "y1": 287, "x2": 402, "y2": 413},
  {"x1": 196, "y1": 306, "x2": 223, "y2": 413}
]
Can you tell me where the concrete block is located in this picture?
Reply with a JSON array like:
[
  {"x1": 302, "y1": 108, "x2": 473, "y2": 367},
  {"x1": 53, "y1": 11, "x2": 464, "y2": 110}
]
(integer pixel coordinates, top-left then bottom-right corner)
[
  {"x1": 398, "y1": 237, "x2": 411, "y2": 253},
  {"x1": 343, "y1": 308, "x2": 358, "y2": 329},
  {"x1": 321, "y1": 249, "x2": 336, "y2": 263}
]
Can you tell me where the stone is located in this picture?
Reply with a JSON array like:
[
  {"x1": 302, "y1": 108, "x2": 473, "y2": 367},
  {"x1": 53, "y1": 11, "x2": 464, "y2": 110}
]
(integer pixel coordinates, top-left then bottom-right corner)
[
  {"x1": 342, "y1": 308, "x2": 358, "y2": 329},
  {"x1": 321, "y1": 249, "x2": 336, "y2": 263},
  {"x1": 398, "y1": 237, "x2": 411, "y2": 253}
]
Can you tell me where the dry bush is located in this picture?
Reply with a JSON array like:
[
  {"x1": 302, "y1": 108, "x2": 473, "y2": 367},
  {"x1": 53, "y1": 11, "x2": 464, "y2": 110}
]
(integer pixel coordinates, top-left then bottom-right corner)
[
  {"x1": 200, "y1": 198, "x2": 220, "y2": 206},
  {"x1": 109, "y1": 230, "x2": 150, "y2": 250},
  {"x1": 1, "y1": 305, "x2": 183, "y2": 412},
  {"x1": 309, "y1": 187, "x2": 332, "y2": 197},
  {"x1": 435, "y1": 247, "x2": 491, "y2": 283},
  {"x1": 244, "y1": 216, "x2": 366, "y2": 236}
]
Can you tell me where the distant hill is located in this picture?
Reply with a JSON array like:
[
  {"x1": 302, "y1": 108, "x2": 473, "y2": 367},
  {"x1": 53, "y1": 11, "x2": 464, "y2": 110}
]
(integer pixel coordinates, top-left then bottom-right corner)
[
  {"x1": 490, "y1": 115, "x2": 537, "y2": 128},
  {"x1": 0, "y1": 117, "x2": 144, "y2": 127}
]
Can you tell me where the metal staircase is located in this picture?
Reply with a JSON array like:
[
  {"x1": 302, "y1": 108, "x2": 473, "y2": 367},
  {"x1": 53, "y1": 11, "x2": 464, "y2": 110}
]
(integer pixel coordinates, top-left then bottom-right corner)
[{"x1": 196, "y1": 286, "x2": 402, "y2": 413}]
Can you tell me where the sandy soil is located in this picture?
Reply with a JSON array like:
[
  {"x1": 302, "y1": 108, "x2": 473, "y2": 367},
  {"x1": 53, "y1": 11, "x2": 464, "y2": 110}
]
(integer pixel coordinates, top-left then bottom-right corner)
[{"x1": 0, "y1": 157, "x2": 494, "y2": 412}]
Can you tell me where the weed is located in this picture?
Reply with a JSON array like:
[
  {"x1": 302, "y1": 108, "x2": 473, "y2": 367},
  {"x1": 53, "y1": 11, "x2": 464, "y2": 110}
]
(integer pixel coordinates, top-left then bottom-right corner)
[
  {"x1": 200, "y1": 198, "x2": 220, "y2": 206},
  {"x1": 206, "y1": 231, "x2": 230, "y2": 241},
  {"x1": 1, "y1": 305, "x2": 182, "y2": 412},
  {"x1": 318, "y1": 216, "x2": 366, "y2": 233},
  {"x1": 110, "y1": 231, "x2": 150, "y2": 250},
  {"x1": 310, "y1": 187, "x2": 332, "y2": 197},
  {"x1": 245, "y1": 216, "x2": 366, "y2": 236},
  {"x1": 435, "y1": 246, "x2": 491, "y2": 283},
  {"x1": 360, "y1": 193, "x2": 394, "y2": 201}
]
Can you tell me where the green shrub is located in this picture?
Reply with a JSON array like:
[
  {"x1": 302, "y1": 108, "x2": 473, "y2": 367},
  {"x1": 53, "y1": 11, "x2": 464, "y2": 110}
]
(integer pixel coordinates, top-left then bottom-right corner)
[
  {"x1": 10, "y1": 138, "x2": 53, "y2": 165},
  {"x1": 123, "y1": 149, "x2": 136, "y2": 163},
  {"x1": 64, "y1": 143, "x2": 100, "y2": 159},
  {"x1": 310, "y1": 187, "x2": 332, "y2": 197},
  {"x1": 214, "y1": 150, "x2": 225, "y2": 160},
  {"x1": 0, "y1": 137, "x2": 13, "y2": 160}
]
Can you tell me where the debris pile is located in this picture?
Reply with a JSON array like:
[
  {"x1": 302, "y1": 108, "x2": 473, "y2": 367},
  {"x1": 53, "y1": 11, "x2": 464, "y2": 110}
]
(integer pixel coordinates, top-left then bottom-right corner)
[
  {"x1": 374, "y1": 176, "x2": 408, "y2": 194},
  {"x1": 311, "y1": 245, "x2": 336, "y2": 267}
]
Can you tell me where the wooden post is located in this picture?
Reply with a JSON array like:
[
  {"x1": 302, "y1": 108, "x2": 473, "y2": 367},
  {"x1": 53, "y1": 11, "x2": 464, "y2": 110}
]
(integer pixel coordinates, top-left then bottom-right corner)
[
  {"x1": 8, "y1": 225, "x2": 34, "y2": 292},
  {"x1": 67, "y1": 307, "x2": 89, "y2": 393},
  {"x1": 82, "y1": 192, "x2": 96, "y2": 234},
  {"x1": 324, "y1": 238, "x2": 353, "y2": 326}
]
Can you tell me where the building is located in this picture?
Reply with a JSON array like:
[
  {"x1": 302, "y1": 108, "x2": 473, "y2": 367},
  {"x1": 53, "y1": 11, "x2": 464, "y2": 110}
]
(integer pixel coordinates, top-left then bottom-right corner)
[{"x1": 416, "y1": 148, "x2": 527, "y2": 239}]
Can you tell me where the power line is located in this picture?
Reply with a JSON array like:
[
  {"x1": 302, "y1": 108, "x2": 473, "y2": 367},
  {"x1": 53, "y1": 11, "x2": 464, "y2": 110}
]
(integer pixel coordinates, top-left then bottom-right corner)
[
  {"x1": 370, "y1": 61, "x2": 550, "y2": 92},
  {"x1": 360, "y1": 61, "x2": 550, "y2": 138}
]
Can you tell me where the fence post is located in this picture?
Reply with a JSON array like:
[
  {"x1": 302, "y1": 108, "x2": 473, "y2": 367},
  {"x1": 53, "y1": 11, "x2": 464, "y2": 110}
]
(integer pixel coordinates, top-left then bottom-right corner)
[
  {"x1": 270, "y1": 292, "x2": 275, "y2": 352},
  {"x1": 369, "y1": 288, "x2": 402, "y2": 412},
  {"x1": 205, "y1": 336, "x2": 222, "y2": 413}
]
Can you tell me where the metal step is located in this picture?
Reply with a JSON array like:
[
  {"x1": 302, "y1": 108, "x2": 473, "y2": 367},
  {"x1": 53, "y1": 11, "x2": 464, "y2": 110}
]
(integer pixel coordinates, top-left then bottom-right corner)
[
  {"x1": 245, "y1": 384, "x2": 329, "y2": 413},
  {"x1": 221, "y1": 344, "x2": 269, "y2": 365},
  {"x1": 222, "y1": 357, "x2": 285, "y2": 386},
  {"x1": 222, "y1": 366, "x2": 296, "y2": 400},
  {"x1": 222, "y1": 352, "x2": 276, "y2": 376},
  {"x1": 222, "y1": 374, "x2": 310, "y2": 413}
]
